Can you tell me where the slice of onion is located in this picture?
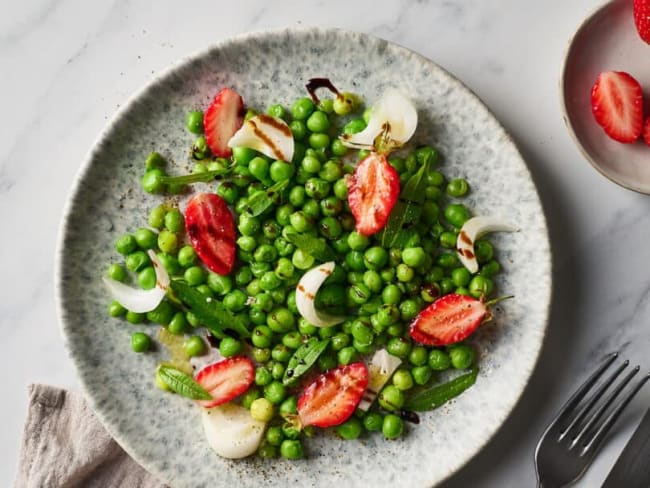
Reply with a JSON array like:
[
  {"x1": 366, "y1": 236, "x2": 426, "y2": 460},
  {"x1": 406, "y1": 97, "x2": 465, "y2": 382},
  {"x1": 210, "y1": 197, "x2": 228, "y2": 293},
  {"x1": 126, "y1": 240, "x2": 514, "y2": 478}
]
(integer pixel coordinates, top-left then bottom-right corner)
[
  {"x1": 227, "y1": 114, "x2": 294, "y2": 162},
  {"x1": 340, "y1": 89, "x2": 417, "y2": 151},
  {"x1": 295, "y1": 261, "x2": 346, "y2": 328},
  {"x1": 201, "y1": 403, "x2": 266, "y2": 459},
  {"x1": 358, "y1": 349, "x2": 402, "y2": 411},
  {"x1": 456, "y1": 216, "x2": 518, "y2": 273},
  {"x1": 102, "y1": 250, "x2": 169, "y2": 313}
]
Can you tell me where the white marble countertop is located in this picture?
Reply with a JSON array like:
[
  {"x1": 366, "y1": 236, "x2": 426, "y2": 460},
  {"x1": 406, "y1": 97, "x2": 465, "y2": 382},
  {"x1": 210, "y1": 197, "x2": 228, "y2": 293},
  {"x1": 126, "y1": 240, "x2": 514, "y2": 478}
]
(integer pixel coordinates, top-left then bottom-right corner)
[{"x1": 3, "y1": 0, "x2": 650, "y2": 486}]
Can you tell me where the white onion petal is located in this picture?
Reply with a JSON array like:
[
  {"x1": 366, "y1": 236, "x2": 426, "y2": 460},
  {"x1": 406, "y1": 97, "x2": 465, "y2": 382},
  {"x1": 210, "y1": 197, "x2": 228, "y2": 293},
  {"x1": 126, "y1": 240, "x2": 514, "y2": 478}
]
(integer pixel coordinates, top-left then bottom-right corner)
[
  {"x1": 102, "y1": 250, "x2": 169, "y2": 313},
  {"x1": 457, "y1": 216, "x2": 518, "y2": 274},
  {"x1": 227, "y1": 114, "x2": 294, "y2": 162},
  {"x1": 295, "y1": 261, "x2": 346, "y2": 328},
  {"x1": 340, "y1": 89, "x2": 417, "y2": 151},
  {"x1": 201, "y1": 403, "x2": 266, "y2": 459},
  {"x1": 358, "y1": 349, "x2": 402, "y2": 411}
]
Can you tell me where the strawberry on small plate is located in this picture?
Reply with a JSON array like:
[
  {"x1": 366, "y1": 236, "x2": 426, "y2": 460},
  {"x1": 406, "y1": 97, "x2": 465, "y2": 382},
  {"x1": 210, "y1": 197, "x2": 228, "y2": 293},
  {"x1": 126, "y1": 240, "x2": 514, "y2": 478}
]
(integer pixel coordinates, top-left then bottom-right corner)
[
  {"x1": 634, "y1": 0, "x2": 650, "y2": 44},
  {"x1": 591, "y1": 71, "x2": 643, "y2": 143}
]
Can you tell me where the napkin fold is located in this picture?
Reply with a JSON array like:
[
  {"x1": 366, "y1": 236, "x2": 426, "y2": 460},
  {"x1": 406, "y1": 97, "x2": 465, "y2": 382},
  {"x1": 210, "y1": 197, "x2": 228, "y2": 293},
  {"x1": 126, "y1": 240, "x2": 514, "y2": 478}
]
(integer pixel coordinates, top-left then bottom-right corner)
[{"x1": 15, "y1": 384, "x2": 166, "y2": 488}]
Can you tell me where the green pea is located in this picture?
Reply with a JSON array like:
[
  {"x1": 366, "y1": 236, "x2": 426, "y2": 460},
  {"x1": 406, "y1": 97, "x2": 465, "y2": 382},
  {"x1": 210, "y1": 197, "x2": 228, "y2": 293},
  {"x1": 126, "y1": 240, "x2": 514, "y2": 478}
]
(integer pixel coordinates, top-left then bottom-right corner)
[
  {"x1": 282, "y1": 331, "x2": 303, "y2": 350},
  {"x1": 333, "y1": 92, "x2": 359, "y2": 115},
  {"x1": 469, "y1": 275, "x2": 493, "y2": 298},
  {"x1": 387, "y1": 337, "x2": 412, "y2": 359},
  {"x1": 439, "y1": 231, "x2": 457, "y2": 249},
  {"x1": 439, "y1": 278, "x2": 455, "y2": 295},
  {"x1": 318, "y1": 217, "x2": 341, "y2": 239},
  {"x1": 271, "y1": 344, "x2": 292, "y2": 362},
  {"x1": 238, "y1": 214, "x2": 260, "y2": 236},
  {"x1": 162, "y1": 209, "x2": 183, "y2": 233},
  {"x1": 319, "y1": 160, "x2": 342, "y2": 182},
  {"x1": 280, "y1": 439, "x2": 303, "y2": 460},
  {"x1": 421, "y1": 283, "x2": 442, "y2": 303},
  {"x1": 290, "y1": 120, "x2": 307, "y2": 140},
  {"x1": 146, "y1": 300, "x2": 174, "y2": 325},
  {"x1": 175, "y1": 245, "x2": 196, "y2": 268},
  {"x1": 449, "y1": 344, "x2": 475, "y2": 369},
  {"x1": 255, "y1": 367, "x2": 273, "y2": 386},
  {"x1": 184, "y1": 266, "x2": 205, "y2": 286},
  {"x1": 292, "y1": 249, "x2": 315, "y2": 270},
  {"x1": 428, "y1": 349, "x2": 452, "y2": 370},
  {"x1": 480, "y1": 259, "x2": 501, "y2": 277},
  {"x1": 241, "y1": 388, "x2": 261, "y2": 409},
  {"x1": 279, "y1": 396, "x2": 298, "y2": 417},
  {"x1": 308, "y1": 132, "x2": 330, "y2": 150},
  {"x1": 191, "y1": 136, "x2": 210, "y2": 159},
  {"x1": 342, "y1": 118, "x2": 366, "y2": 134},
  {"x1": 317, "y1": 352, "x2": 337, "y2": 372},
  {"x1": 475, "y1": 239, "x2": 494, "y2": 263},
  {"x1": 288, "y1": 186, "x2": 306, "y2": 207},
  {"x1": 401, "y1": 247, "x2": 426, "y2": 268},
  {"x1": 186, "y1": 311, "x2": 200, "y2": 327},
  {"x1": 115, "y1": 234, "x2": 138, "y2": 255},
  {"x1": 108, "y1": 300, "x2": 126, "y2": 317},
  {"x1": 396, "y1": 263, "x2": 414, "y2": 282},
  {"x1": 266, "y1": 426, "x2": 284, "y2": 446},
  {"x1": 131, "y1": 332, "x2": 150, "y2": 353},
  {"x1": 125, "y1": 311, "x2": 146, "y2": 324},
  {"x1": 217, "y1": 337, "x2": 242, "y2": 357},
  {"x1": 296, "y1": 317, "x2": 315, "y2": 334},
  {"x1": 186, "y1": 110, "x2": 203, "y2": 134},
  {"x1": 444, "y1": 203, "x2": 470, "y2": 227},
  {"x1": 248, "y1": 156, "x2": 270, "y2": 182},
  {"x1": 392, "y1": 369, "x2": 414, "y2": 390},
  {"x1": 330, "y1": 332, "x2": 351, "y2": 351},
  {"x1": 363, "y1": 412, "x2": 383, "y2": 432},
  {"x1": 305, "y1": 177, "x2": 331, "y2": 200},
  {"x1": 347, "y1": 231, "x2": 370, "y2": 251},
  {"x1": 125, "y1": 251, "x2": 150, "y2": 272},
  {"x1": 157, "y1": 230, "x2": 178, "y2": 254},
  {"x1": 437, "y1": 252, "x2": 460, "y2": 269},
  {"x1": 141, "y1": 169, "x2": 166, "y2": 194},
  {"x1": 335, "y1": 417, "x2": 363, "y2": 440},
  {"x1": 408, "y1": 346, "x2": 428, "y2": 366},
  {"x1": 451, "y1": 267, "x2": 471, "y2": 287},
  {"x1": 267, "y1": 308, "x2": 295, "y2": 333},
  {"x1": 270, "y1": 160, "x2": 295, "y2": 182},
  {"x1": 181, "y1": 335, "x2": 205, "y2": 357},
  {"x1": 291, "y1": 97, "x2": 315, "y2": 120},
  {"x1": 351, "y1": 319, "x2": 374, "y2": 346},
  {"x1": 249, "y1": 308, "x2": 267, "y2": 326},
  {"x1": 145, "y1": 151, "x2": 166, "y2": 170},
  {"x1": 362, "y1": 270, "x2": 382, "y2": 293},
  {"x1": 250, "y1": 398, "x2": 274, "y2": 422},
  {"x1": 223, "y1": 289, "x2": 247, "y2": 312},
  {"x1": 318, "y1": 325, "x2": 338, "y2": 340},
  {"x1": 306, "y1": 110, "x2": 330, "y2": 133},
  {"x1": 206, "y1": 273, "x2": 232, "y2": 295},
  {"x1": 330, "y1": 138, "x2": 348, "y2": 156},
  {"x1": 106, "y1": 263, "x2": 127, "y2": 282},
  {"x1": 411, "y1": 365, "x2": 433, "y2": 385},
  {"x1": 382, "y1": 414, "x2": 404, "y2": 439},
  {"x1": 446, "y1": 178, "x2": 469, "y2": 197},
  {"x1": 378, "y1": 385, "x2": 405, "y2": 411},
  {"x1": 275, "y1": 205, "x2": 295, "y2": 227},
  {"x1": 253, "y1": 243, "x2": 277, "y2": 263},
  {"x1": 252, "y1": 292, "x2": 274, "y2": 312},
  {"x1": 264, "y1": 381, "x2": 287, "y2": 404},
  {"x1": 338, "y1": 346, "x2": 357, "y2": 365},
  {"x1": 168, "y1": 312, "x2": 188, "y2": 334},
  {"x1": 259, "y1": 271, "x2": 282, "y2": 291},
  {"x1": 382, "y1": 284, "x2": 402, "y2": 305},
  {"x1": 362, "y1": 246, "x2": 388, "y2": 270}
]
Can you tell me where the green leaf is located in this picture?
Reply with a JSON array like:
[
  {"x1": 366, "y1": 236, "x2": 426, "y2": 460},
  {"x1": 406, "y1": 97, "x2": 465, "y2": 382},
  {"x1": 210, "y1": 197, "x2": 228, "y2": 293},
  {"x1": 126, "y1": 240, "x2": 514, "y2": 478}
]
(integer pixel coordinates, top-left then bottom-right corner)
[
  {"x1": 283, "y1": 338, "x2": 330, "y2": 386},
  {"x1": 169, "y1": 280, "x2": 251, "y2": 338},
  {"x1": 159, "y1": 167, "x2": 232, "y2": 185},
  {"x1": 157, "y1": 364, "x2": 212, "y2": 400},
  {"x1": 381, "y1": 151, "x2": 434, "y2": 248},
  {"x1": 283, "y1": 228, "x2": 336, "y2": 262},
  {"x1": 245, "y1": 179, "x2": 289, "y2": 217},
  {"x1": 405, "y1": 367, "x2": 479, "y2": 411}
]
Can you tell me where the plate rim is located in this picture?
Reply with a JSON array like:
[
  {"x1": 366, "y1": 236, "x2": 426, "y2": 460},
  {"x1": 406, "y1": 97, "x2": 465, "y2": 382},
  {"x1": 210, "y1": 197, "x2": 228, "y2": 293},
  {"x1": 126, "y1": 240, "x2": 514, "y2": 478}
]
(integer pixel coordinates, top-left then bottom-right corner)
[{"x1": 55, "y1": 26, "x2": 552, "y2": 487}]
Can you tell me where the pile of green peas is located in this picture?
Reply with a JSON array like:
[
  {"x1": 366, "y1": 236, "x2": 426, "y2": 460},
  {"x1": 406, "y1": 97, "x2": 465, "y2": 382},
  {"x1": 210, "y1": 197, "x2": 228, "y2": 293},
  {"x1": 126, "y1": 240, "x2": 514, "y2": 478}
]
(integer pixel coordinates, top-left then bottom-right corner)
[{"x1": 107, "y1": 90, "x2": 503, "y2": 460}]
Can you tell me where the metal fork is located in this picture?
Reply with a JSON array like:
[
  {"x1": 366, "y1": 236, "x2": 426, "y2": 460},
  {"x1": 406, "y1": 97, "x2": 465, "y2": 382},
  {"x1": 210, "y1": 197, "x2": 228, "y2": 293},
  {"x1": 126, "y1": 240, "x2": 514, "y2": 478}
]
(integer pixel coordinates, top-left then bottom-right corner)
[{"x1": 535, "y1": 352, "x2": 650, "y2": 488}]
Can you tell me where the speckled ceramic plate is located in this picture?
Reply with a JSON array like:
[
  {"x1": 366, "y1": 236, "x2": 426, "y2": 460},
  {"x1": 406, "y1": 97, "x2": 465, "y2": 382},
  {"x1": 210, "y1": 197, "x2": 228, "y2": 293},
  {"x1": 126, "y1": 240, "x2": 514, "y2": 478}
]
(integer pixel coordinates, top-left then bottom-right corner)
[{"x1": 56, "y1": 28, "x2": 551, "y2": 488}]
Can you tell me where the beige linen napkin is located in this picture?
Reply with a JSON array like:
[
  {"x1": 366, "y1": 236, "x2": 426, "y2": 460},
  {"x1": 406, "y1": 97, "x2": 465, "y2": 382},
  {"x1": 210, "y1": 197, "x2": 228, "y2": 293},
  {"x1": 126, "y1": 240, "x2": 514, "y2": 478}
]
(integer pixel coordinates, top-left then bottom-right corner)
[{"x1": 15, "y1": 384, "x2": 166, "y2": 488}]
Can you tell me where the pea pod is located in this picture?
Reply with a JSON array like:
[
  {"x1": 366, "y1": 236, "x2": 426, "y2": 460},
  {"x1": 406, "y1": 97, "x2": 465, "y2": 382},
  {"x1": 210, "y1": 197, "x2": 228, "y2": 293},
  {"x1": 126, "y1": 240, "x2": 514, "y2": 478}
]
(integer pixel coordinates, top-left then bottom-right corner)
[
  {"x1": 283, "y1": 338, "x2": 330, "y2": 386},
  {"x1": 156, "y1": 364, "x2": 212, "y2": 400},
  {"x1": 159, "y1": 167, "x2": 233, "y2": 185},
  {"x1": 380, "y1": 151, "x2": 434, "y2": 248},
  {"x1": 245, "y1": 179, "x2": 289, "y2": 216},
  {"x1": 169, "y1": 280, "x2": 250, "y2": 338},
  {"x1": 405, "y1": 367, "x2": 479, "y2": 411},
  {"x1": 283, "y1": 228, "x2": 336, "y2": 261}
]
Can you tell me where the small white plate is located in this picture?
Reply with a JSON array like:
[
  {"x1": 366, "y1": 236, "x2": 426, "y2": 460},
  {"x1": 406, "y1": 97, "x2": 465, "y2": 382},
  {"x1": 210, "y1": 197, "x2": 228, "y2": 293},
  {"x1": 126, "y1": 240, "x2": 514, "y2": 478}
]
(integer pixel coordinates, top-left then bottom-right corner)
[{"x1": 562, "y1": 0, "x2": 650, "y2": 194}]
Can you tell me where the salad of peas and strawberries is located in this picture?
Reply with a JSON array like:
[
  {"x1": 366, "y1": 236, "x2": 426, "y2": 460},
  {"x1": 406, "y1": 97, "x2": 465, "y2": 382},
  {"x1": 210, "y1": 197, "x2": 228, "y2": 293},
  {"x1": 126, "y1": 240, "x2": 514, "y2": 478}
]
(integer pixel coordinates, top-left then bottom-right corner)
[{"x1": 103, "y1": 78, "x2": 511, "y2": 461}]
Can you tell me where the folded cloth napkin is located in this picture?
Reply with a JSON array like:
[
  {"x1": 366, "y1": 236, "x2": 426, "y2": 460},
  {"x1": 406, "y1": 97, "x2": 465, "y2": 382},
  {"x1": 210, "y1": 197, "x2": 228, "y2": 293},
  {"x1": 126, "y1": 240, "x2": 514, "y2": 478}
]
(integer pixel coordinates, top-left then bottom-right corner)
[{"x1": 15, "y1": 384, "x2": 166, "y2": 488}]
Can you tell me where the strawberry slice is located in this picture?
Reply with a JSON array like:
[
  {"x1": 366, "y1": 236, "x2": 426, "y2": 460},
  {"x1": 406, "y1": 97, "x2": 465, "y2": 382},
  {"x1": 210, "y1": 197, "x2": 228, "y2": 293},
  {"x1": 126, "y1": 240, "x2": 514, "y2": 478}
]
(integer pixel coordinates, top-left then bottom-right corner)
[
  {"x1": 409, "y1": 293, "x2": 490, "y2": 346},
  {"x1": 634, "y1": 0, "x2": 650, "y2": 44},
  {"x1": 184, "y1": 193, "x2": 236, "y2": 275},
  {"x1": 347, "y1": 152, "x2": 399, "y2": 236},
  {"x1": 591, "y1": 71, "x2": 643, "y2": 143},
  {"x1": 203, "y1": 87, "x2": 244, "y2": 157},
  {"x1": 194, "y1": 356, "x2": 255, "y2": 408},
  {"x1": 297, "y1": 362, "x2": 368, "y2": 428},
  {"x1": 644, "y1": 117, "x2": 650, "y2": 146}
]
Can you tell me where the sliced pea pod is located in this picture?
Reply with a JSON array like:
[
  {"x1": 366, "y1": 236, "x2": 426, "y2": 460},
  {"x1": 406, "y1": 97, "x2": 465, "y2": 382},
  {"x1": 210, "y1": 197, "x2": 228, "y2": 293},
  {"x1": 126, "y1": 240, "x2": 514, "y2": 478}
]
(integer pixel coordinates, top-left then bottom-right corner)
[
  {"x1": 245, "y1": 179, "x2": 289, "y2": 216},
  {"x1": 169, "y1": 280, "x2": 250, "y2": 338},
  {"x1": 283, "y1": 228, "x2": 336, "y2": 262},
  {"x1": 405, "y1": 366, "x2": 479, "y2": 412},
  {"x1": 283, "y1": 338, "x2": 330, "y2": 386},
  {"x1": 159, "y1": 167, "x2": 232, "y2": 185}
]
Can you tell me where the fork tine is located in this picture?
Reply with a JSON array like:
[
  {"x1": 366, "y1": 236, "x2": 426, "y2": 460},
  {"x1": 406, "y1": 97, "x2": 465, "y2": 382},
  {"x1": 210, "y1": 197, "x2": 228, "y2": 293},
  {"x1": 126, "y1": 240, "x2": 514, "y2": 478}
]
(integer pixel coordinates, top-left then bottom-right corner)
[
  {"x1": 582, "y1": 372, "x2": 650, "y2": 455},
  {"x1": 570, "y1": 365, "x2": 638, "y2": 449},
  {"x1": 551, "y1": 352, "x2": 618, "y2": 432},
  {"x1": 559, "y1": 359, "x2": 628, "y2": 441}
]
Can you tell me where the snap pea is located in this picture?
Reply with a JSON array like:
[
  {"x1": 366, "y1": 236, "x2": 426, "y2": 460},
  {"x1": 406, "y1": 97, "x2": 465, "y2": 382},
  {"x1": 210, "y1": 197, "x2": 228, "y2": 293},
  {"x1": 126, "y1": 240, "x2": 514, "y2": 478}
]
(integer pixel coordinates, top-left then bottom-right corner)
[
  {"x1": 283, "y1": 338, "x2": 330, "y2": 386},
  {"x1": 405, "y1": 367, "x2": 479, "y2": 411},
  {"x1": 244, "y1": 179, "x2": 290, "y2": 217}
]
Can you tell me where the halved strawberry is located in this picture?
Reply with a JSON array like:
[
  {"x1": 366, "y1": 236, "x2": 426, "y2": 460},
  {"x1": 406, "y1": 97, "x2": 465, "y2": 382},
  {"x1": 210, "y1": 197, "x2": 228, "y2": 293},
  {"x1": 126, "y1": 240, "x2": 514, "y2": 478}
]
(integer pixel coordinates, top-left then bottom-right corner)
[
  {"x1": 634, "y1": 0, "x2": 650, "y2": 44},
  {"x1": 184, "y1": 193, "x2": 236, "y2": 275},
  {"x1": 194, "y1": 356, "x2": 255, "y2": 408},
  {"x1": 347, "y1": 152, "x2": 399, "y2": 236},
  {"x1": 203, "y1": 87, "x2": 244, "y2": 157},
  {"x1": 297, "y1": 362, "x2": 368, "y2": 428},
  {"x1": 409, "y1": 293, "x2": 491, "y2": 346},
  {"x1": 643, "y1": 116, "x2": 650, "y2": 146},
  {"x1": 591, "y1": 71, "x2": 643, "y2": 143}
]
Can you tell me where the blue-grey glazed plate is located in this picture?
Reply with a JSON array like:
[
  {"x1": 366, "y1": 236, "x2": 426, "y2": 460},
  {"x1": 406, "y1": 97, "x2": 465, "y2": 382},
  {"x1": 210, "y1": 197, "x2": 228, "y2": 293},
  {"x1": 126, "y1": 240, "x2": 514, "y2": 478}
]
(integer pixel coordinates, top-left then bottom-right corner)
[{"x1": 56, "y1": 28, "x2": 551, "y2": 488}]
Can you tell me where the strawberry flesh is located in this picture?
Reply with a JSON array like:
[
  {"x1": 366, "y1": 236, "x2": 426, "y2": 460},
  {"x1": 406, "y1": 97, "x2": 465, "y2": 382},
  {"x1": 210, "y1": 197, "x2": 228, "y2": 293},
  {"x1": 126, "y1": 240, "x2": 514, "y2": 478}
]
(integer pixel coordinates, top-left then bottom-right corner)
[
  {"x1": 634, "y1": 0, "x2": 650, "y2": 44},
  {"x1": 194, "y1": 356, "x2": 255, "y2": 408},
  {"x1": 184, "y1": 193, "x2": 236, "y2": 275},
  {"x1": 347, "y1": 152, "x2": 400, "y2": 236},
  {"x1": 297, "y1": 362, "x2": 368, "y2": 428},
  {"x1": 591, "y1": 71, "x2": 643, "y2": 143},
  {"x1": 203, "y1": 87, "x2": 244, "y2": 157},
  {"x1": 644, "y1": 117, "x2": 650, "y2": 147},
  {"x1": 409, "y1": 293, "x2": 487, "y2": 346}
]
